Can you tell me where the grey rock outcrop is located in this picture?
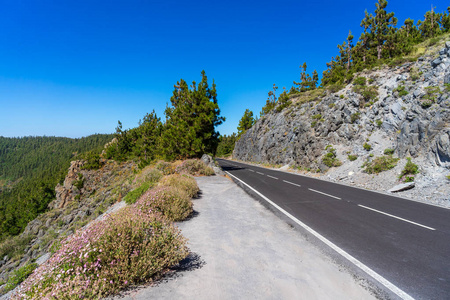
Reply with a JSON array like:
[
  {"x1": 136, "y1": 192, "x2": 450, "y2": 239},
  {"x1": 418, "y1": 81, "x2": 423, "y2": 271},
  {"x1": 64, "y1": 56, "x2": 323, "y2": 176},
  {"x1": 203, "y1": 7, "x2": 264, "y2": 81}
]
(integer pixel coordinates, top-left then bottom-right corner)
[{"x1": 234, "y1": 41, "x2": 450, "y2": 206}]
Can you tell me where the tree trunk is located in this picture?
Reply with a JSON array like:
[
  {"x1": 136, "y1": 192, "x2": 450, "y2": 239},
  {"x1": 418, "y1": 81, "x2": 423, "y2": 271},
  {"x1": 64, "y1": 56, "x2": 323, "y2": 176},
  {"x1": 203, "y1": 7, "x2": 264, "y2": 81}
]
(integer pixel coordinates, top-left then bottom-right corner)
[{"x1": 377, "y1": 44, "x2": 382, "y2": 60}]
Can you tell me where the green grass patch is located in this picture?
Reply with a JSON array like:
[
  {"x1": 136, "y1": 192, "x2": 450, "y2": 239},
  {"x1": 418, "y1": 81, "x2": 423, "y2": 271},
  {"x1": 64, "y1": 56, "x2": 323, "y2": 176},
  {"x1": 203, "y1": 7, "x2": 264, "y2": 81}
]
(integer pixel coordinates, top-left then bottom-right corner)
[
  {"x1": 2, "y1": 262, "x2": 38, "y2": 294},
  {"x1": 124, "y1": 182, "x2": 151, "y2": 204}
]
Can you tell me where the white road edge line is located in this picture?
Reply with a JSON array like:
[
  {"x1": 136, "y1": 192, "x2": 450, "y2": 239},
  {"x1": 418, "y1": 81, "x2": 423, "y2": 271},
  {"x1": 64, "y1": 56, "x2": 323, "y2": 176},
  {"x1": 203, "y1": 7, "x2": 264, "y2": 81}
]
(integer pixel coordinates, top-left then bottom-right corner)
[
  {"x1": 256, "y1": 172, "x2": 265, "y2": 175},
  {"x1": 283, "y1": 180, "x2": 301, "y2": 187},
  {"x1": 267, "y1": 175, "x2": 278, "y2": 180},
  {"x1": 308, "y1": 188, "x2": 341, "y2": 200},
  {"x1": 225, "y1": 171, "x2": 414, "y2": 300},
  {"x1": 358, "y1": 205, "x2": 436, "y2": 231}
]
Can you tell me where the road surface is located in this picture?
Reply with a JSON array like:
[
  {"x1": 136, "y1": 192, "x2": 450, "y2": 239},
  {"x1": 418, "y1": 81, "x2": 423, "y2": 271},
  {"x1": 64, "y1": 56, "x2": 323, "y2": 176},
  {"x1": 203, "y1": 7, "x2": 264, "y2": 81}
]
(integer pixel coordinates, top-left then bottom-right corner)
[{"x1": 217, "y1": 159, "x2": 450, "y2": 300}]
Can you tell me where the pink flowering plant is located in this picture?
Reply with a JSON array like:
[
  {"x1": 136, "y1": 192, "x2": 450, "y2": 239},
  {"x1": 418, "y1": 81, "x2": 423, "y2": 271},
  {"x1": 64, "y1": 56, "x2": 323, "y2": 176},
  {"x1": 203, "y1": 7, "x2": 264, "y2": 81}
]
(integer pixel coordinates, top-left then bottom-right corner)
[{"x1": 13, "y1": 206, "x2": 188, "y2": 299}]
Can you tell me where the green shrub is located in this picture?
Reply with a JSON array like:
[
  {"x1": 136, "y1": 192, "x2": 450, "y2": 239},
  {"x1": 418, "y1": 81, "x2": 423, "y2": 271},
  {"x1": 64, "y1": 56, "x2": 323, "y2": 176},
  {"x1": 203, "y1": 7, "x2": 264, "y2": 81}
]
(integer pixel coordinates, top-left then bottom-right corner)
[
  {"x1": 363, "y1": 156, "x2": 400, "y2": 174},
  {"x1": 136, "y1": 186, "x2": 193, "y2": 222},
  {"x1": 363, "y1": 143, "x2": 371, "y2": 151},
  {"x1": 351, "y1": 112, "x2": 360, "y2": 123},
  {"x1": 447, "y1": 175, "x2": 450, "y2": 180},
  {"x1": 410, "y1": 68, "x2": 420, "y2": 81},
  {"x1": 361, "y1": 86, "x2": 378, "y2": 102},
  {"x1": 353, "y1": 85, "x2": 378, "y2": 103},
  {"x1": 348, "y1": 154, "x2": 358, "y2": 161},
  {"x1": 327, "y1": 83, "x2": 344, "y2": 93},
  {"x1": 81, "y1": 151, "x2": 104, "y2": 170},
  {"x1": 311, "y1": 121, "x2": 317, "y2": 127},
  {"x1": 445, "y1": 83, "x2": 450, "y2": 92},
  {"x1": 175, "y1": 159, "x2": 214, "y2": 176},
  {"x1": 312, "y1": 114, "x2": 322, "y2": 120},
  {"x1": 15, "y1": 207, "x2": 188, "y2": 299},
  {"x1": 159, "y1": 174, "x2": 199, "y2": 198},
  {"x1": 420, "y1": 86, "x2": 440, "y2": 108},
  {"x1": 398, "y1": 157, "x2": 419, "y2": 182},
  {"x1": 2, "y1": 262, "x2": 38, "y2": 293},
  {"x1": 353, "y1": 76, "x2": 366, "y2": 86},
  {"x1": 384, "y1": 148, "x2": 395, "y2": 155},
  {"x1": 124, "y1": 182, "x2": 151, "y2": 204},
  {"x1": 376, "y1": 119, "x2": 383, "y2": 128},
  {"x1": 394, "y1": 85, "x2": 408, "y2": 97},
  {"x1": 322, "y1": 146, "x2": 342, "y2": 168}
]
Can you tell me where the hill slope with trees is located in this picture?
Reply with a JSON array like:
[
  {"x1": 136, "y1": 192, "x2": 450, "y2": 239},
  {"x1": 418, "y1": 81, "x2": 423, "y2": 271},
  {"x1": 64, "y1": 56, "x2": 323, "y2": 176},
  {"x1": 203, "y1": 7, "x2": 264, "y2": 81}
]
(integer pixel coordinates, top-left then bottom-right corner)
[{"x1": 0, "y1": 134, "x2": 113, "y2": 239}]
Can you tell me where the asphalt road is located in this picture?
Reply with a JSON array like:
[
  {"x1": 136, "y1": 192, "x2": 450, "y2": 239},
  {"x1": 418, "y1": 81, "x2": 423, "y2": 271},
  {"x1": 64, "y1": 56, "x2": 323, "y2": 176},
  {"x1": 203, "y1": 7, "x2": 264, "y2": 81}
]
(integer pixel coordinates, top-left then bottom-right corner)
[{"x1": 217, "y1": 159, "x2": 450, "y2": 300}]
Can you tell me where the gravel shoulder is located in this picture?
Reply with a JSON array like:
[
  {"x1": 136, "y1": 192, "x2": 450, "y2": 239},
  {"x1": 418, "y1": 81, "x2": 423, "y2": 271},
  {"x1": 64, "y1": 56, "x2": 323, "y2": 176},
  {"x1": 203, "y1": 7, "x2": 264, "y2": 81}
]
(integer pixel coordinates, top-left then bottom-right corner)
[{"x1": 109, "y1": 175, "x2": 375, "y2": 300}]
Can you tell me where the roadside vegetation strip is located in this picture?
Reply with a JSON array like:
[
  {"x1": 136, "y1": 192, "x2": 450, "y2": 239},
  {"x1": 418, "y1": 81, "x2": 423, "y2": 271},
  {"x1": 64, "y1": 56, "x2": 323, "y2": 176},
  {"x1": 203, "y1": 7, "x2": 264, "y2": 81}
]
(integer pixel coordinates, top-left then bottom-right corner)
[
  {"x1": 358, "y1": 205, "x2": 436, "y2": 231},
  {"x1": 11, "y1": 160, "x2": 208, "y2": 300},
  {"x1": 225, "y1": 171, "x2": 414, "y2": 300},
  {"x1": 12, "y1": 206, "x2": 188, "y2": 300}
]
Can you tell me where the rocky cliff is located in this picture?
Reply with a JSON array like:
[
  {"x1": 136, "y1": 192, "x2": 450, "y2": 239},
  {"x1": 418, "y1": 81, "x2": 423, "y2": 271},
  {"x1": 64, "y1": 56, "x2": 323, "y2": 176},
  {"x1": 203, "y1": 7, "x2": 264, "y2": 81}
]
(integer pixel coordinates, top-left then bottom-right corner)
[{"x1": 234, "y1": 40, "x2": 450, "y2": 206}]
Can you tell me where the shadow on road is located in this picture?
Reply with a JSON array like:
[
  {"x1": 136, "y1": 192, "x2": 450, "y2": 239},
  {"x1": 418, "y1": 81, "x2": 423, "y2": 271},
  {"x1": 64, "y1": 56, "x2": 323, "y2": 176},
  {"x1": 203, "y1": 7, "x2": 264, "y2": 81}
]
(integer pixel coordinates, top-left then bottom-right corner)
[{"x1": 221, "y1": 165, "x2": 244, "y2": 172}]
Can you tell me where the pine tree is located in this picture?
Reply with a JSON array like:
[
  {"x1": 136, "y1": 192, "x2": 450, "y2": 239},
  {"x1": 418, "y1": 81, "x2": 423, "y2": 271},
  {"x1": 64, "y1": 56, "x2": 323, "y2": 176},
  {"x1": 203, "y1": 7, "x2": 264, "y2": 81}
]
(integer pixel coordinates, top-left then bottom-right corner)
[
  {"x1": 161, "y1": 71, "x2": 224, "y2": 160},
  {"x1": 418, "y1": 6, "x2": 441, "y2": 38},
  {"x1": 261, "y1": 84, "x2": 278, "y2": 116},
  {"x1": 237, "y1": 109, "x2": 255, "y2": 137},
  {"x1": 371, "y1": 0, "x2": 398, "y2": 60}
]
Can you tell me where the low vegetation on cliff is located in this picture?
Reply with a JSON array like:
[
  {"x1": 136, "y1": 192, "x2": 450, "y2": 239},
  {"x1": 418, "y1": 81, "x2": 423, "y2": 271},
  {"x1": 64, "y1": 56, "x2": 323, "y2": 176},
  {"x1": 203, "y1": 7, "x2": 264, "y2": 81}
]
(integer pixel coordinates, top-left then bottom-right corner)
[{"x1": 2, "y1": 158, "x2": 214, "y2": 298}]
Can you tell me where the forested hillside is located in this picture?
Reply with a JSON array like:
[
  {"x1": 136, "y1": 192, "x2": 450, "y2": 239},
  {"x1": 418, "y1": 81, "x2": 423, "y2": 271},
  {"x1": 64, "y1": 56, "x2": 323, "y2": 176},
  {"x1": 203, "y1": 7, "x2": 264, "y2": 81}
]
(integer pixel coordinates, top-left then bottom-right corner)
[{"x1": 0, "y1": 134, "x2": 113, "y2": 239}]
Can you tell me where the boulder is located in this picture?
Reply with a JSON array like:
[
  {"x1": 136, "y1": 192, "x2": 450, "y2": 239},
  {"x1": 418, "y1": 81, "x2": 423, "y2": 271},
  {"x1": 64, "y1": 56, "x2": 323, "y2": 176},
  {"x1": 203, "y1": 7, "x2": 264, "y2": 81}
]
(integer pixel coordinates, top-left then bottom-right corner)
[{"x1": 388, "y1": 182, "x2": 415, "y2": 193}]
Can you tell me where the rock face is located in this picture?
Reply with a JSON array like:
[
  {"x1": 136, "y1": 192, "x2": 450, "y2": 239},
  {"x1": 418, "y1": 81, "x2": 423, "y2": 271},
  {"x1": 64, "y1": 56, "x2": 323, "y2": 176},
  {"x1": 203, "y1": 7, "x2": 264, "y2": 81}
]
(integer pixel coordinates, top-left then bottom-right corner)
[
  {"x1": 54, "y1": 161, "x2": 85, "y2": 209},
  {"x1": 234, "y1": 41, "x2": 450, "y2": 206}
]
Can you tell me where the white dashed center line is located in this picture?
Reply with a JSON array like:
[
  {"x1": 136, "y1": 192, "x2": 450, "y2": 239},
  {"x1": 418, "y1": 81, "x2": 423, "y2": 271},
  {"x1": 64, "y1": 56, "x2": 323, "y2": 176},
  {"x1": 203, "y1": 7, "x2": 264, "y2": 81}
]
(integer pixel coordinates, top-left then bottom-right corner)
[
  {"x1": 256, "y1": 172, "x2": 265, "y2": 175},
  {"x1": 283, "y1": 180, "x2": 301, "y2": 187},
  {"x1": 358, "y1": 205, "x2": 436, "y2": 231},
  {"x1": 267, "y1": 175, "x2": 278, "y2": 180},
  {"x1": 308, "y1": 188, "x2": 341, "y2": 200}
]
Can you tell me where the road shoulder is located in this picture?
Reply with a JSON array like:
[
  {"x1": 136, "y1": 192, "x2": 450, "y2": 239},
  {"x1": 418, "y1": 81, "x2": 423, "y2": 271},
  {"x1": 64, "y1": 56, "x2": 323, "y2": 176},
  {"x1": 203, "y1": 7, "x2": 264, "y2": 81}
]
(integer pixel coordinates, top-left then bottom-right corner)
[{"x1": 109, "y1": 175, "x2": 375, "y2": 300}]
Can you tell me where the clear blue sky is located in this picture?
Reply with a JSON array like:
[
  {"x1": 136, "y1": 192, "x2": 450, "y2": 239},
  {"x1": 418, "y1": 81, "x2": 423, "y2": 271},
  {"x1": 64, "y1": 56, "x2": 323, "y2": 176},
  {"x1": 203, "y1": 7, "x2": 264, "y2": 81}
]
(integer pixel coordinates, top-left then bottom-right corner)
[{"x1": 0, "y1": 0, "x2": 446, "y2": 138}]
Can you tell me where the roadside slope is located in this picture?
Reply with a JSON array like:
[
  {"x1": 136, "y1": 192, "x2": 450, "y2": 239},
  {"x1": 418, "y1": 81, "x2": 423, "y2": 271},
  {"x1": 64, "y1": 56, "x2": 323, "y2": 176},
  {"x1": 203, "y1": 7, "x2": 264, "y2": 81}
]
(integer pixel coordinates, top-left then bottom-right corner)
[{"x1": 109, "y1": 175, "x2": 375, "y2": 300}]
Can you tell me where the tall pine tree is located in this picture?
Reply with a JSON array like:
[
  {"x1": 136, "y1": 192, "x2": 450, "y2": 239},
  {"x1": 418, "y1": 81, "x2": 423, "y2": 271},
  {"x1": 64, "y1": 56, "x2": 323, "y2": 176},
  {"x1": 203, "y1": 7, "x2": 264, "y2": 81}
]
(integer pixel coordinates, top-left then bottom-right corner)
[{"x1": 161, "y1": 71, "x2": 225, "y2": 159}]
